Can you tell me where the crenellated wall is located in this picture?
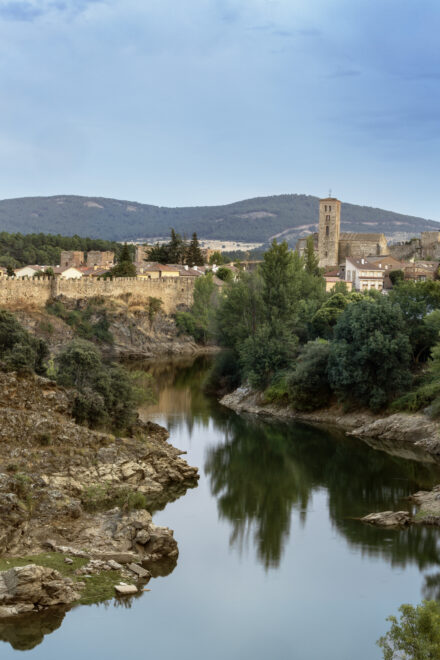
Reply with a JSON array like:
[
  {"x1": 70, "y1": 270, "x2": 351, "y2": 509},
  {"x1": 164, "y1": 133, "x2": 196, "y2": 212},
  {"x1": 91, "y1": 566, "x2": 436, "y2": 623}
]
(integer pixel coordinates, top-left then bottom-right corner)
[{"x1": 0, "y1": 276, "x2": 196, "y2": 313}]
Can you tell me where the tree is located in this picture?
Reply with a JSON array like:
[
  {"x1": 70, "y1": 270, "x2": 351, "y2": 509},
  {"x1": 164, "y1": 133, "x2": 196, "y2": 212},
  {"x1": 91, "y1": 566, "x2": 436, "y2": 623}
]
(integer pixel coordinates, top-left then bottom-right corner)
[
  {"x1": 215, "y1": 266, "x2": 234, "y2": 282},
  {"x1": 175, "y1": 273, "x2": 218, "y2": 344},
  {"x1": 6, "y1": 265, "x2": 14, "y2": 277},
  {"x1": 0, "y1": 310, "x2": 48, "y2": 374},
  {"x1": 56, "y1": 339, "x2": 138, "y2": 430},
  {"x1": 378, "y1": 600, "x2": 440, "y2": 660},
  {"x1": 168, "y1": 228, "x2": 185, "y2": 264},
  {"x1": 107, "y1": 243, "x2": 137, "y2": 277},
  {"x1": 185, "y1": 232, "x2": 204, "y2": 267},
  {"x1": 389, "y1": 269, "x2": 404, "y2": 286},
  {"x1": 328, "y1": 297, "x2": 412, "y2": 411},
  {"x1": 304, "y1": 235, "x2": 320, "y2": 276},
  {"x1": 208, "y1": 251, "x2": 225, "y2": 265},
  {"x1": 311, "y1": 293, "x2": 350, "y2": 339}
]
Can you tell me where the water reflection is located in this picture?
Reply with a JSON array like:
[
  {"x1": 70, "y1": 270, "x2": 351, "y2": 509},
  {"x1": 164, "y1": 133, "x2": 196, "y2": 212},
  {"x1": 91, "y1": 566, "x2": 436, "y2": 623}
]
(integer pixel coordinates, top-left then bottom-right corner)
[
  {"x1": 0, "y1": 608, "x2": 68, "y2": 651},
  {"x1": 139, "y1": 356, "x2": 440, "y2": 573},
  {"x1": 205, "y1": 411, "x2": 440, "y2": 571}
]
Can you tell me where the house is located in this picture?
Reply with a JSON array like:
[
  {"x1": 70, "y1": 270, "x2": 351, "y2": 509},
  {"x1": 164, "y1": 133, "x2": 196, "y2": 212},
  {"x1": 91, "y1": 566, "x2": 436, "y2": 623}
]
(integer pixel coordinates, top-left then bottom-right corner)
[
  {"x1": 402, "y1": 261, "x2": 439, "y2": 282},
  {"x1": 345, "y1": 257, "x2": 385, "y2": 291},
  {"x1": 53, "y1": 266, "x2": 83, "y2": 279},
  {"x1": 14, "y1": 265, "x2": 45, "y2": 278},
  {"x1": 324, "y1": 276, "x2": 352, "y2": 293},
  {"x1": 136, "y1": 263, "x2": 181, "y2": 279}
]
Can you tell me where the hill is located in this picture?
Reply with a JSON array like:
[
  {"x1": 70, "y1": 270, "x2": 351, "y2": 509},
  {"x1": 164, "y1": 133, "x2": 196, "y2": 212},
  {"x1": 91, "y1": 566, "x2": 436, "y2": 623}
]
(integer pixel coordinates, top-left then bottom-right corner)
[{"x1": 0, "y1": 194, "x2": 438, "y2": 246}]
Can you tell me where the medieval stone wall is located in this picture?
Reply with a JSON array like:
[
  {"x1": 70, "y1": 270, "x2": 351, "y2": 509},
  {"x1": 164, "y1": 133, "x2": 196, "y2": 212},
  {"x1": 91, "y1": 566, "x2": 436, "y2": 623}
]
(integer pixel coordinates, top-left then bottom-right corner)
[
  {"x1": 0, "y1": 277, "x2": 196, "y2": 313},
  {"x1": 338, "y1": 235, "x2": 388, "y2": 260}
]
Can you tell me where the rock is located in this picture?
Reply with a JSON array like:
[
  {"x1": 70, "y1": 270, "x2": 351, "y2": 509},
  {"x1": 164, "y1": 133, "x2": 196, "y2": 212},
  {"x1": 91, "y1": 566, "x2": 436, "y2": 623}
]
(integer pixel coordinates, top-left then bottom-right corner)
[
  {"x1": 114, "y1": 584, "x2": 138, "y2": 596},
  {"x1": 106, "y1": 560, "x2": 123, "y2": 571},
  {"x1": 64, "y1": 558, "x2": 73, "y2": 565},
  {"x1": 134, "y1": 530, "x2": 150, "y2": 545},
  {"x1": 127, "y1": 563, "x2": 151, "y2": 579},
  {"x1": 0, "y1": 565, "x2": 81, "y2": 617},
  {"x1": 361, "y1": 511, "x2": 411, "y2": 527}
]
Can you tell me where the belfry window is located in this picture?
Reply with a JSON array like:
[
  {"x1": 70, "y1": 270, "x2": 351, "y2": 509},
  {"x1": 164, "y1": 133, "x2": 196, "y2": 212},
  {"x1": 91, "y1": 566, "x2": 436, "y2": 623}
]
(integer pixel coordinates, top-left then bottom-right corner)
[
  {"x1": 326, "y1": 226, "x2": 329, "y2": 237},
  {"x1": 326, "y1": 215, "x2": 330, "y2": 222}
]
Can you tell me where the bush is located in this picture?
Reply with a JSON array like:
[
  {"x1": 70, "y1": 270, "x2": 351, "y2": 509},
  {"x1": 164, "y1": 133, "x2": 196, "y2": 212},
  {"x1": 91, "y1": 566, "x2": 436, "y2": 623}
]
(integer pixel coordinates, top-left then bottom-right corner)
[
  {"x1": 0, "y1": 310, "x2": 48, "y2": 375},
  {"x1": 287, "y1": 339, "x2": 332, "y2": 411},
  {"x1": 56, "y1": 339, "x2": 139, "y2": 431}
]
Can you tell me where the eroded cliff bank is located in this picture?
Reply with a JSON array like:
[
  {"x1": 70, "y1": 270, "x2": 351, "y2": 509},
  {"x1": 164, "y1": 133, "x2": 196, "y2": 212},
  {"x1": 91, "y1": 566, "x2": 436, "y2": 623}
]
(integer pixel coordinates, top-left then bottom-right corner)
[
  {"x1": 0, "y1": 370, "x2": 199, "y2": 616},
  {"x1": 220, "y1": 387, "x2": 440, "y2": 461},
  {"x1": 11, "y1": 296, "x2": 205, "y2": 359}
]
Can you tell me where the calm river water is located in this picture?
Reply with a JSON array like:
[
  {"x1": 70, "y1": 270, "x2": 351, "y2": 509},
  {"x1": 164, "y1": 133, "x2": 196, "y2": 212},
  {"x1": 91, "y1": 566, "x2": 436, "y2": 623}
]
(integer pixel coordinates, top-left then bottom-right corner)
[{"x1": 3, "y1": 355, "x2": 440, "y2": 659}]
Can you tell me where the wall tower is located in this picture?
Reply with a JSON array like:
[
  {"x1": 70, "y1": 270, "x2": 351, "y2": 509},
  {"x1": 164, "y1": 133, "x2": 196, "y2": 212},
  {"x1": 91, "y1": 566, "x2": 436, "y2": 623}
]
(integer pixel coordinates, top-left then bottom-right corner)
[{"x1": 318, "y1": 197, "x2": 341, "y2": 268}]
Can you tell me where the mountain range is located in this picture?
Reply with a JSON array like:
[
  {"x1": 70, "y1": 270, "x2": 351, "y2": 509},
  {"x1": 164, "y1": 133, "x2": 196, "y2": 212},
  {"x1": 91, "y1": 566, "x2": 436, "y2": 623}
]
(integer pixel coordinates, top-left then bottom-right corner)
[{"x1": 0, "y1": 194, "x2": 438, "y2": 246}]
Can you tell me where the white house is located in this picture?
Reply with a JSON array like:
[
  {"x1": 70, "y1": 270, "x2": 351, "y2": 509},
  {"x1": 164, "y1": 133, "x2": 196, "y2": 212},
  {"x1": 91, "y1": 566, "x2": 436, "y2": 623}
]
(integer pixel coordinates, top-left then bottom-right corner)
[
  {"x1": 345, "y1": 257, "x2": 385, "y2": 291},
  {"x1": 53, "y1": 266, "x2": 83, "y2": 279},
  {"x1": 14, "y1": 265, "x2": 44, "y2": 278}
]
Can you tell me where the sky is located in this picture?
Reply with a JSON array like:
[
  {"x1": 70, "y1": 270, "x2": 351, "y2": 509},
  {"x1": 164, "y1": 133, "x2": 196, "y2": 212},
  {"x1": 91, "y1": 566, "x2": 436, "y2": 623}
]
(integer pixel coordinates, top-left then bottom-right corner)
[{"x1": 0, "y1": 0, "x2": 439, "y2": 218}]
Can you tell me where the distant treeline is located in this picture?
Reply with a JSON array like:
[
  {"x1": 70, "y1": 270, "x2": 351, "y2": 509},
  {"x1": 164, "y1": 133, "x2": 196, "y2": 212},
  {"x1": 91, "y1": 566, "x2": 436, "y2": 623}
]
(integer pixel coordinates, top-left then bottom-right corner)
[{"x1": 0, "y1": 232, "x2": 123, "y2": 268}]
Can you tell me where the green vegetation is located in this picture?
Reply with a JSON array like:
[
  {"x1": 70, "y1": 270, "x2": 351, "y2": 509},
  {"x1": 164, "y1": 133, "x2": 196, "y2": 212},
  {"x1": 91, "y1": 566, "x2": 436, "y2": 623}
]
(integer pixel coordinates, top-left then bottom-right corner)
[
  {"x1": 0, "y1": 553, "x2": 134, "y2": 606},
  {"x1": 55, "y1": 339, "x2": 141, "y2": 431},
  {"x1": 147, "y1": 229, "x2": 204, "y2": 266},
  {"x1": 82, "y1": 483, "x2": 147, "y2": 512},
  {"x1": 47, "y1": 298, "x2": 113, "y2": 344},
  {"x1": 175, "y1": 272, "x2": 218, "y2": 344},
  {"x1": 106, "y1": 243, "x2": 137, "y2": 277},
  {"x1": 0, "y1": 231, "x2": 122, "y2": 268},
  {"x1": 180, "y1": 239, "x2": 440, "y2": 414},
  {"x1": 0, "y1": 310, "x2": 48, "y2": 374},
  {"x1": 0, "y1": 194, "x2": 436, "y2": 245},
  {"x1": 378, "y1": 600, "x2": 440, "y2": 660}
]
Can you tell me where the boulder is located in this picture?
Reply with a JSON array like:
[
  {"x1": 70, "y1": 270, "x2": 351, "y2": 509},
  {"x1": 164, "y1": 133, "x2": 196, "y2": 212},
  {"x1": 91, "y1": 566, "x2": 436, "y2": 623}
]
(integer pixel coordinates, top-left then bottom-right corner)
[
  {"x1": 114, "y1": 584, "x2": 138, "y2": 596},
  {"x1": 361, "y1": 511, "x2": 411, "y2": 527},
  {"x1": 0, "y1": 565, "x2": 81, "y2": 617}
]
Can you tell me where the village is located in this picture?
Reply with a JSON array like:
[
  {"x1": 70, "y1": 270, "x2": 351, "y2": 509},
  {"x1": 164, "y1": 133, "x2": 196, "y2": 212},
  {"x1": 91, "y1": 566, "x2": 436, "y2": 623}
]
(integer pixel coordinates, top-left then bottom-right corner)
[{"x1": 1, "y1": 196, "x2": 439, "y2": 298}]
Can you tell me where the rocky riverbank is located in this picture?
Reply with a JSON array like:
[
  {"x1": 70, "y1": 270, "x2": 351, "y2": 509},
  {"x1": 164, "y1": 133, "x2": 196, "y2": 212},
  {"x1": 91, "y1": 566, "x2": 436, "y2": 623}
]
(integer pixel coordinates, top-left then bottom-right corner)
[
  {"x1": 220, "y1": 387, "x2": 440, "y2": 461},
  {"x1": 0, "y1": 370, "x2": 199, "y2": 617}
]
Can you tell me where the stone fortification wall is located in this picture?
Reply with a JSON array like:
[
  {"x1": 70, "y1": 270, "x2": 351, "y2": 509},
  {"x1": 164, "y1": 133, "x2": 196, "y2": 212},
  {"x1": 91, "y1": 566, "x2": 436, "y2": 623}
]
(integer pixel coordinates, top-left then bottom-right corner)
[
  {"x1": 0, "y1": 277, "x2": 195, "y2": 313},
  {"x1": 338, "y1": 235, "x2": 388, "y2": 260}
]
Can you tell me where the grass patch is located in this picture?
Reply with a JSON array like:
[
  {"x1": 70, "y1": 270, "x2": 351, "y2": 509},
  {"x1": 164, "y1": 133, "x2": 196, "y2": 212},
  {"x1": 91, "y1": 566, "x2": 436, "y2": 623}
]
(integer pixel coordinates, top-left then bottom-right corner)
[
  {"x1": 82, "y1": 483, "x2": 147, "y2": 512},
  {"x1": 0, "y1": 552, "x2": 134, "y2": 606}
]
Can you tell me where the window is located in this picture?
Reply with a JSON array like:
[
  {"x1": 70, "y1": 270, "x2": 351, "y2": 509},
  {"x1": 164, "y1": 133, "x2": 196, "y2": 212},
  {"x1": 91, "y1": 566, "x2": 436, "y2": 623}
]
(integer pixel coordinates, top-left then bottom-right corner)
[
  {"x1": 326, "y1": 215, "x2": 330, "y2": 222},
  {"x1": 324, "y1": 205, "x2": 327, "y2": 212},
  {"x1": 326, "y1": 226, "x2": 329, "y2": 237},
  {"x1": 324, "y1": 251, "x2": 328, "y2": 257},
  {"x1": 329, "y1": 205, "x2": 332, "y2": 211}
]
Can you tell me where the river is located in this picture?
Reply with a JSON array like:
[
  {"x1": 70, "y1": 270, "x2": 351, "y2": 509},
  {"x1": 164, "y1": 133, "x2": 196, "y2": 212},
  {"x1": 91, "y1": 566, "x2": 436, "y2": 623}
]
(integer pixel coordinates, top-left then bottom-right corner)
[{"x1": 2, "y1": 355, "x2": 440, "y2": 659}]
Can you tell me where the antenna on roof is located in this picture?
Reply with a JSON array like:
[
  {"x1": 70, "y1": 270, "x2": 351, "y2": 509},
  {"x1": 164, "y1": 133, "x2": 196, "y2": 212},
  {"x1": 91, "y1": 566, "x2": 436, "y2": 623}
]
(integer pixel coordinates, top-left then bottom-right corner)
[{"x1": 329, "y1": 188, "x2": 332, "y2": 198}]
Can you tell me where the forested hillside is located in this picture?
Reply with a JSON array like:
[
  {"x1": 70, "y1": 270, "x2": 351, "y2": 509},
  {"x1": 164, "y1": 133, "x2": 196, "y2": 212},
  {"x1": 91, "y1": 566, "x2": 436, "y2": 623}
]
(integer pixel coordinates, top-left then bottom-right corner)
[{"x1": 0, "y1": 194, "x2": 438, "y2": 245}]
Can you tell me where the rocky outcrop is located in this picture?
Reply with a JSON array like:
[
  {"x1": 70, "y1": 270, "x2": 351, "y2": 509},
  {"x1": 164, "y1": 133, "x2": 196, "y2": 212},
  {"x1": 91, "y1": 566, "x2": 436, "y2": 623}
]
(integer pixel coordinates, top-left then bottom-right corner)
[
  {"x1": 0, "y1": 369, "x2": 199, "y2": 616},
  {"x1": 220, "y1": 387, "x2": 440, "y2": 461},
  {"x1": 361, "y1": 511, "x2": 411, "y2": 527},
  {"x1": 0, "y1": 565, "x2": 81, "y2": 617}
]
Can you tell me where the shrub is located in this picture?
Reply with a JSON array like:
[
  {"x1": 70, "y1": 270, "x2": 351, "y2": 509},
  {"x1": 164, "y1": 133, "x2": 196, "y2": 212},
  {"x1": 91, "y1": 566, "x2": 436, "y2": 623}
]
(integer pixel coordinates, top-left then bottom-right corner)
[
  {"x1": 287, "y1": 339, "x2": 332, "y2": 411},
  {"x1": 203, "y1": 349, "x2": 242, "y2": 395},
  {"x1": 0, "y1": 310, "x2": 48, "y2": 375}
]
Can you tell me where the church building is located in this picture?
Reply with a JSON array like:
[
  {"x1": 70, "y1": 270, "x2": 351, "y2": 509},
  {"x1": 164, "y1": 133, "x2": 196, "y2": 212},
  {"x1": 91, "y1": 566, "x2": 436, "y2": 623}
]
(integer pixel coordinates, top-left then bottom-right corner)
[{"x1": 297, "y1": 197, "x2": 388, "y2": 269}]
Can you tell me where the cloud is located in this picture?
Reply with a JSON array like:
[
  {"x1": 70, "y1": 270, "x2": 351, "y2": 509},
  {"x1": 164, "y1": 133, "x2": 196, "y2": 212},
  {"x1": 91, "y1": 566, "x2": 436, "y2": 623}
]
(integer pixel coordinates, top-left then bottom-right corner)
[
  {"x1": 0, "y1": 2, "x2": 43, "y2": 21},
  {"x1": 0, "y1": 0, "x2": 105, "y2": 22}
]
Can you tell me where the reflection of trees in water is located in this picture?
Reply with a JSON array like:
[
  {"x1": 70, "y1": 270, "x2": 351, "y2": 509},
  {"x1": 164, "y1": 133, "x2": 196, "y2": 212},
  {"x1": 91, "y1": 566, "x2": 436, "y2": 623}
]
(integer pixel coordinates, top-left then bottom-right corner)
[{"x1": 205, "y1": 414, "x2": 440, "y2": 570}]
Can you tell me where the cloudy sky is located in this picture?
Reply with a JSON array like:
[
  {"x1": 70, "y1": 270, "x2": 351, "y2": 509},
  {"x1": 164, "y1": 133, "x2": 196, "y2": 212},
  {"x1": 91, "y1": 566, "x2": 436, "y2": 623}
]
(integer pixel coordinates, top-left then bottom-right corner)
[{"x1": 0, "y1": 0, "x2": 439, "y2": 217}]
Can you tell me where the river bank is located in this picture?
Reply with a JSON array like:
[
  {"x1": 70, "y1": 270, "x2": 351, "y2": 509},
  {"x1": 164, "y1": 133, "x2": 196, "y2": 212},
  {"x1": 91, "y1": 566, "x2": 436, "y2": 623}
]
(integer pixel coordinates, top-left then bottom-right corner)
[
  {"x1": 0, "y1": 369, "x2": 199, "y2": 617},
  {"x1": 220, "y1": 386, "x2": 440, "y2": 462}
]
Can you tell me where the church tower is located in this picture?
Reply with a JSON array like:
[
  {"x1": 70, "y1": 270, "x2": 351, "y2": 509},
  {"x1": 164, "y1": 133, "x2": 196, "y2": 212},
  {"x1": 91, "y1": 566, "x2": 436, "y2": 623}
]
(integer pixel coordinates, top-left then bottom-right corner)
[{"x1": 318, "y1": 197, "x2": 341, "y2": 268}]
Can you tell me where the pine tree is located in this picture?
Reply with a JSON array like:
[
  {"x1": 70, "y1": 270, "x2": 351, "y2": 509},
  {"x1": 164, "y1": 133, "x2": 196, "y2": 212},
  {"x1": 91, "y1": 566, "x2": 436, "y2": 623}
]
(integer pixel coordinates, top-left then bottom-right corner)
[
  {"x1": 304, "y1": 235, "x2": 320, "y2": 276},
  {"x1": 185, "y1": 233, "x2": 204, "y2": 267},
  {"x1": 168, "y1": 229, "x2": 185, "y2": 264},
  {"x1": 108, "y1": 243, "x2": 136, "y2": 277}
]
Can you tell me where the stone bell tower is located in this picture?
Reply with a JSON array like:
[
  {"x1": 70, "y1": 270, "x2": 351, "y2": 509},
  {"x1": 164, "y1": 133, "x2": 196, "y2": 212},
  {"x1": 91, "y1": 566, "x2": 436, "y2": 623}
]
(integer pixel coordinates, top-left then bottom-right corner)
[{"x1": 318, "y1": 197, "x2": 341, "y2": 268}]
